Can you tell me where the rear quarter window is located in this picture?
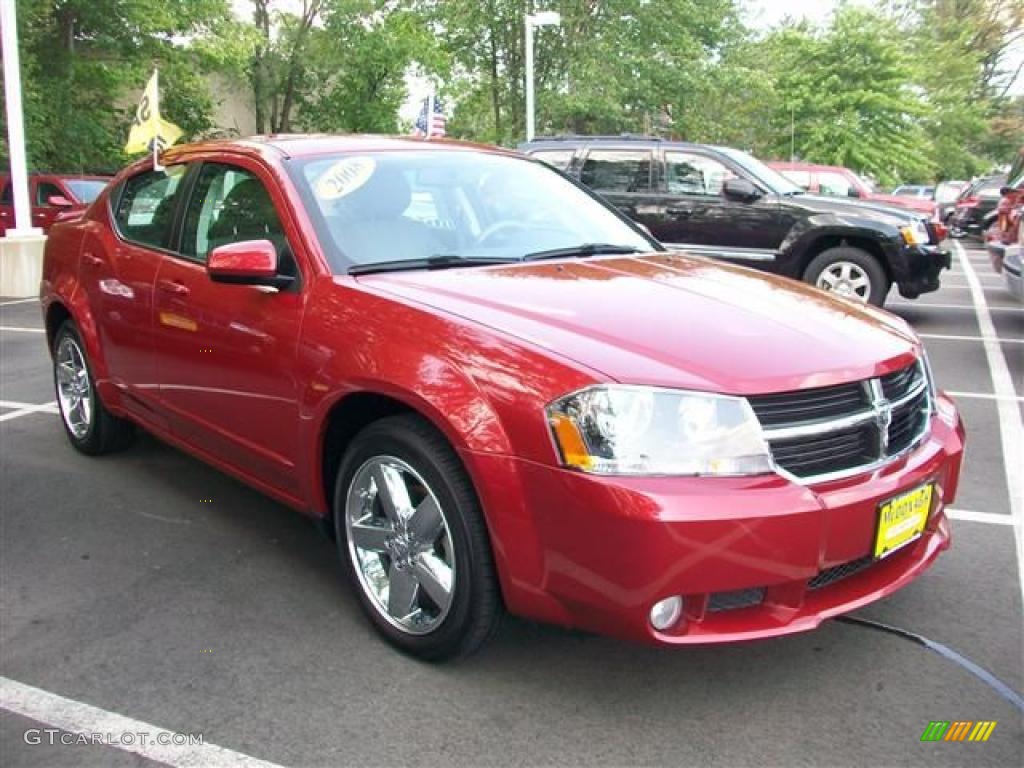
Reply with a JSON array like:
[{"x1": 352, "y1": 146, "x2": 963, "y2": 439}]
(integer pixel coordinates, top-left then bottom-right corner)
[{"x1": 113, "y1": 166, "x2": 187, "y2": 249}]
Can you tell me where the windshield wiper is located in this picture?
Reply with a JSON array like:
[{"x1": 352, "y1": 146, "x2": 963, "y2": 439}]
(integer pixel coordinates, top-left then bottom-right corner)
[
  {"x1": 522, "y1": 243, "x2": 644, "y2": 262},
  {"x1": 348, "y1": 254, "x2": 519, "y2": 276}
]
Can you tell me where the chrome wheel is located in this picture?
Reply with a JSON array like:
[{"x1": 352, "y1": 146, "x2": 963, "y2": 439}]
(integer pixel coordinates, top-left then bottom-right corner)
[
  {"x1": 55, "y1": 335, "x2": 93, "y2": 439},
  {"x1": 345, "y1": 456, "x2": 456, "y2": 635},
  {"x1": 816, "y1": 261, "x2": 871, "y2": 301}
]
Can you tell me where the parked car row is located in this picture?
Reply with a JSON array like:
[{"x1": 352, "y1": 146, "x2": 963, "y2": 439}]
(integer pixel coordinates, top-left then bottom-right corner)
[
  {"x1": 0, "y1": 173, "x2": 111, "y2": 235},
  {"x1": 949, "y1": 175, "x2": 1006, "y2": 237},
  {"x1": 984, "y1": 149, "x2": 1023, "y2": 302},
  {"x1": 522, "y1": 137, "x2": 950, "y2": 307}
]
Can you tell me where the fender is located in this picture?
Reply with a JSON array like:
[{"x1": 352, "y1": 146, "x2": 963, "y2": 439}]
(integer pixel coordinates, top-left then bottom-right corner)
[
  {"x1": 296, "y1": 280, "x2": 598, "y2": 614},
  {"x1": 781, "y1": 213, "x2": 901, "y2": 266}
]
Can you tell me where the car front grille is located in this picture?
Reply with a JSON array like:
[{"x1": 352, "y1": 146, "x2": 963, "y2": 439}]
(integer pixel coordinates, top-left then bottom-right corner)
[{"x1": 748, "y1": 360, "x2": 931, "y2": 483}]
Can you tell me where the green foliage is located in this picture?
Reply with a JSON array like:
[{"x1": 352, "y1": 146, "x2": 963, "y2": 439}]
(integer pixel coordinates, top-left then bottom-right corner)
[
  {"x1": 1, "y1": 0, "x2": 230, "y2": 173},
  {"x1": 299, "y1": 2, "x2": 445, "y2": 133},
  {"x1": 0, "y1": 0, "x2": 1020, "y2": 179}
]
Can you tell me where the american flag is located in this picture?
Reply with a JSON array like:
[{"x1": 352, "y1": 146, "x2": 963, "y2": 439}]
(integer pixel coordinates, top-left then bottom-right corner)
[{"x1": 414, "y1": 95, "x2": 447, "y2": 137}]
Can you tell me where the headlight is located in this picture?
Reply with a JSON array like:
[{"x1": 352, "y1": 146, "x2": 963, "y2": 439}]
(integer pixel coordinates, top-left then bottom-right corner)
[
  {"x1": 900, "y1": 220, "x2": 931, "y2": 245},
  {"x1": 546, "y1": 385, "x2": 772, "y2": 476}
]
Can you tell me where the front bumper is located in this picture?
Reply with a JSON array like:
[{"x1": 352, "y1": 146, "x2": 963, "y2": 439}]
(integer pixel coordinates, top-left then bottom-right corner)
[
  {"x1": 891, "y1": 243, "x2": 951, "y2": 298},
  {"x1": 474, "y1": 395, "x2": 964, "y2": 645}
]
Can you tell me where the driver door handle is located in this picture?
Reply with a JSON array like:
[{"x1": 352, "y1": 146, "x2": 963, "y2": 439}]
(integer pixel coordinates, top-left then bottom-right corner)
[
  {"x1": 666, "y1": 206, "x2": 693, "y2": 217},
  {"x1": 157, "y1": 279, "x2": 190, "y2": 297}
]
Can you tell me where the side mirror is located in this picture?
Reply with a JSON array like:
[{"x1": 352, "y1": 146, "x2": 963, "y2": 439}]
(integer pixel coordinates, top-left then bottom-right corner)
[
  {"x1": 207, "y1": 240, "x2": 292, "y2": 289},
  {"x1": 847, "y1": 187, "x2": 862, "y2": 199},
  {"x1": 722, "y1": 177, "x2": 761, "y2": 202},
  {"x1": 47, "y1": 195, "x2": 73, "y2": 208}
]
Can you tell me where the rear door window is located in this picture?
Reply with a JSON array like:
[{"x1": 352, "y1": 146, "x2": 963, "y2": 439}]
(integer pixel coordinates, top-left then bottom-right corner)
[
  {"x1": 580, "y1": 150, "x2": 653, "y2": 193},
  {"x1": 817, "y1": 172, "x2": 856, "y2": 198},
  {"x1": 113, "y1": 166, "x2": 188, "y2": 250},
  {"x1": 35, "y1": 181, "x2": 65, "y2": 206}
]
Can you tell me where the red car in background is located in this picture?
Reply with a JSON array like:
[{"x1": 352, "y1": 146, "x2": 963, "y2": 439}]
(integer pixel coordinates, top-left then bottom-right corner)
[
  {"x1": 768, "y1": 161, "x2": 939, "y2": 218},
  {"x1": 985, "y1": 148, "x2": 1023, "y2": 299},
  {"x1": 0, "y1": 173, "x2": 111, "y2": 235},
  {"x1": 40, "y1": 136, "x2": 964, "y2": 659}
]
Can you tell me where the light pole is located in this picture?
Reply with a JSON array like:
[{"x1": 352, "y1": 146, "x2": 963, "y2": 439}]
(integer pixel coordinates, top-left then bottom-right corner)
[
  {"x1": 525, "y1": 10, "x2": 560, "y2": 143},
  {"x1": 1, "y1": 0, "x2": 39, "y2": 237}
]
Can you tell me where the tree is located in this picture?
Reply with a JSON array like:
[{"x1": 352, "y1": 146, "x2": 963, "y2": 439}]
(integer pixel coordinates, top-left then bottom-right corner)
[
  {"x1": 1, "y1": 0, "x2": 230, "y2": 172},
  {"x1": 755, "y1": 8, "x2": 934, "y2": 185}
]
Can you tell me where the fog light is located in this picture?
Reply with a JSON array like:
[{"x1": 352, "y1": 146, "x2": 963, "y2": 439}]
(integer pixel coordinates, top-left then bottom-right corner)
[{"x1": 649, "y1": 596, "x2": 683, "y2": 630}]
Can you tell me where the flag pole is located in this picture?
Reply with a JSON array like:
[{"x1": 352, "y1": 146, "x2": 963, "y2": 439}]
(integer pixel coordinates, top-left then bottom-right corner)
[
  {"x1": 426, "y1": 90, "x2": 435, "y2": 139},
  {"x1": 152, "y1": 68, "x2": 163, "y2": 172}
]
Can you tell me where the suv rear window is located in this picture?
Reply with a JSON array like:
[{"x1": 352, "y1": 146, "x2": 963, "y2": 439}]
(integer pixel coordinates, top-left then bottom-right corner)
[
  {"x1": 530, "y1": 150, "x2": 574, "y2": 171},
  {"x1": 580, "y1": 150, "x2": 652, "y2": 192}
]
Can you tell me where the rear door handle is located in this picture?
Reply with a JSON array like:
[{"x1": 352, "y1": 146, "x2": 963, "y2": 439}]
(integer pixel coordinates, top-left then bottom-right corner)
[
  {"x1": 666, "y1": 206, "x2": 693, "y2": 217},
  {"x1": 157, "y1": 279, "x2": 190, "y2": 297},
  {"x1": 83, "y1": 252, "x2": 103, "y2": 268}
]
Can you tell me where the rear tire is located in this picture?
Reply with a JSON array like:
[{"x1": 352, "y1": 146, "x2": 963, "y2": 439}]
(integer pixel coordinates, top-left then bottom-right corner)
[
  {"x1": 52, "y1": 320, "x2": 133, "y2": 455},
  {"x1": 334, "y1": 414, "x2": 502, "y2": 661},
  {"x1": 803, "y1": 246, "x2": 890, "y2": 307}
]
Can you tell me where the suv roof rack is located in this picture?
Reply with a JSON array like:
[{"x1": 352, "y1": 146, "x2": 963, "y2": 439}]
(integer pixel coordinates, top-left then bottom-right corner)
[{"x1": 529, "y1": 134, "x2": 668, "y2": 142}]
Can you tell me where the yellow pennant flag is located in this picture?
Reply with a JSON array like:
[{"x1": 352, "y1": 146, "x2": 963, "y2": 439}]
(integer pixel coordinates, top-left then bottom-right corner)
[{"x1": 124, "y1": 70, "x2": 183, "y2": 155}]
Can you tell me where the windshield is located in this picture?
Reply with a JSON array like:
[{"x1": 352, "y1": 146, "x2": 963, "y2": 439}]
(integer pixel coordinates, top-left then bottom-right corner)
[
  {"x1": 713, "y1": 147, "x2": 802, "y2": 195},
  {"x1": 288, "y1": 150, "x2": 653, "y2": 272},
  {"x1": 64, "y1": 179, "x2": 108, "y2": 203}
]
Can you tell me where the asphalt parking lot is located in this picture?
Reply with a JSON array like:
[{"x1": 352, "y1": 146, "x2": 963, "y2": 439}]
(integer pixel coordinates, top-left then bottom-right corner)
[{"x1": 1, "y1": 241, "x2": 1021, "y2": 767}]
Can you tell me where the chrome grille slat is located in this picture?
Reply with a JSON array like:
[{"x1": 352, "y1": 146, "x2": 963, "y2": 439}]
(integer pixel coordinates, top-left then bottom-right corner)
[{"x1": 749, "y1": 361, "x2": 932, "y2": 483}]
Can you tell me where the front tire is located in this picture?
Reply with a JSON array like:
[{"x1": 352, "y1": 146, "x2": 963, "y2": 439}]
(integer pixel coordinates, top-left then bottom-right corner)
[
  {"x1": 52, "y1": 320, "x2": 133, "y2": 454},
  {"x1": 803, "y1": 246, "x2": 890, "y2": 307},
  {"x1": 334, "y1": 414, "x2": 502, "y2": 661}
]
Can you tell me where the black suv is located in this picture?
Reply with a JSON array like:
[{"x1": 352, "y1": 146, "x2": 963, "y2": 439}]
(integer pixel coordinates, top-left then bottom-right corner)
[{"x1": 520, "y1": 137, "x2": 950, "y2": 306}]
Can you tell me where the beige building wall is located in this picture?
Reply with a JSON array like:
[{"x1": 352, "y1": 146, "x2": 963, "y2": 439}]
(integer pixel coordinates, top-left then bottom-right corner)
[{"x1": 208, "y1": 73, "x2": 258, "y2": 138}]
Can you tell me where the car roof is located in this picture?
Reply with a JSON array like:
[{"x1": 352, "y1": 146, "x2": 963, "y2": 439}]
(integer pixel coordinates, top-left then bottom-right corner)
[
  {"x1": 162, "y1": 134, "x2": 520, "y2": 162},
  {"x1": 521, "y1": 136, "x2": 719, "y2": 152}
]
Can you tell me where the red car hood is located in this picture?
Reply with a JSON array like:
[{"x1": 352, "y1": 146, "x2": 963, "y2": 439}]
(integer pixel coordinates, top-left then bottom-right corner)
[{"x1": 355, "y1": 253, "x2": 919, "y2": 394}]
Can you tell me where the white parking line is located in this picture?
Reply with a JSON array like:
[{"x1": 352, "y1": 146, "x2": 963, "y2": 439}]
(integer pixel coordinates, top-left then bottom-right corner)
[
  {"x1": 0, "y1": 401, "x2": 57, "y2": 422},
  {"x1": 947, "y1": 391, "x2": 1024, "y2": 403},
  {"x1": 947, "y1": 509, "x2": 1015, "y2": 526},
  {"x1": 888, "y1": 301, "x2": 1023, "y2": 312},
  {"x1": 920, "y1": 333, "x2": 1024, "y2": 344},
  {"x1": 0, "y1": 325, "x2": 45, "y2": 333},
  {"x1": 954, "y1": 240, "x2": 1024, "y2": 603},
  {"x1": 0, "y1": 676, "x2": 284, "y2": 768},
  {"x1": 0, "y1": 297, "x2": 39, "y2": 306}
]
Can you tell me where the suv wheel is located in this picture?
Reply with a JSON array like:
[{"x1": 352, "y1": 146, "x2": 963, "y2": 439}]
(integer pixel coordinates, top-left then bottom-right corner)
[
  {"x1": 334, "y1": 414, "x2": 502, "y2": 661},
  {"x1": 804, "y1": 246, "x2": 890, "y2": 306},
  {"x1": 53, "y1": 321, "x2": 133, "y2": 454}
]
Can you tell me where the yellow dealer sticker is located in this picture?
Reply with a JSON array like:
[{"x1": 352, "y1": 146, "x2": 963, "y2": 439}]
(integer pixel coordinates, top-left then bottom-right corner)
[
  {"x1": 314, "y1": 157, "x2": 375, "y2": 200},
  {"x1": 874, "y1": 483, "x2": 933, "y2": 559}
]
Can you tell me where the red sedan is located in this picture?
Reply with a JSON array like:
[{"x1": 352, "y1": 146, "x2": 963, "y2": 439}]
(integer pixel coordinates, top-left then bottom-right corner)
[{"x1": 40, "y1": 136, "x2": 965, "y2": 660}]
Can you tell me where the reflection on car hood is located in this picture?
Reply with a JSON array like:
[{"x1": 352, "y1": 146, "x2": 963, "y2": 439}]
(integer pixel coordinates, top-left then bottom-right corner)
[
  {"x1": 791, "y1": 194, "x2": 925, "y2": 224},
  {"x1": 356, "y1": 253, "x2": 918, "y2": 394}
]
